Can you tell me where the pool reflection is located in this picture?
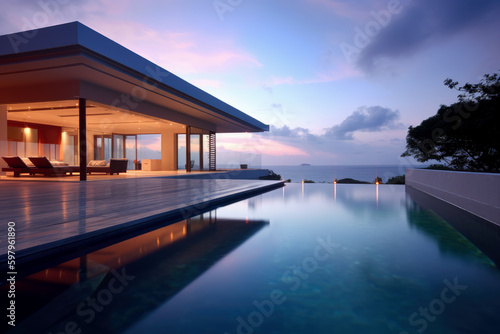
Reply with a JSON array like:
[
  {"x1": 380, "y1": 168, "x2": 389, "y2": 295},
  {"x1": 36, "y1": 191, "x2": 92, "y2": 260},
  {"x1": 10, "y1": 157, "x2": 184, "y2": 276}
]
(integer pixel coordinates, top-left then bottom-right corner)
[
  {"x1": 3, "y1": 211, "x2": 269, "y2": 334},
  {"x1": 406, "y1": 186, "x2": 500, "y2": 267}
]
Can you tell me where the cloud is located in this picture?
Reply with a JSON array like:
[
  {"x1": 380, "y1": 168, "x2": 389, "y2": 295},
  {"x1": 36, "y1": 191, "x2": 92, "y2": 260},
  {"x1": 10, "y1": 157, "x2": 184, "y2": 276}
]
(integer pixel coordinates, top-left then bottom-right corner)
[
  {"x1": 355, "y1": 0, "x2": 500, "y2": 72},
  {"x1": 269, "y1": 125, "x2": 319, "y2": 142},
  {"x1": 218, "y1": 134, "x2": 308, "y2": 157},
  {"x1": 264, "y1": 62, "x2": 360, "y2": 88},
  {"x1": 324, "y1": 106, "x2": 401, "y2": 140},
  {"x1": 266, "y1": 106, "x2": 401, "y2": 142},
  {"x1": 219, "y1": 105, "x2": 407, "y2": 165},
  {"x1": 85, "y1": 19, "x2": 262, "y2": 75},
  {"x1": 0, "y1": 0, "x2": 90, "y2": 34}
]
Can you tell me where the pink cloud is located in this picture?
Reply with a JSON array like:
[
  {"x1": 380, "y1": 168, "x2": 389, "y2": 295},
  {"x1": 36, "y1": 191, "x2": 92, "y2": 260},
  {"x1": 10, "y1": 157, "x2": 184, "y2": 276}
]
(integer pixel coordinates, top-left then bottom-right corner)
[
  {"x1": 266, "y1": 65, "x2": 360, "y2": 87},
  {"x1": 218, "y1": 135, "x2": 308, "y2": 157},
  {"x1": 84, "y1": 18, "x2": 262, "y2": 75}
]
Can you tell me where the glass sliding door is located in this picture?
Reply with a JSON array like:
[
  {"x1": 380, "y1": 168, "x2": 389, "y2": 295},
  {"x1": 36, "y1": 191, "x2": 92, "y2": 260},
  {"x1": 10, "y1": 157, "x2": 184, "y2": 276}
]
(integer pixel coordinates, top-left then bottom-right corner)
[
  {"x1": 113, "y1": 134, "x2": 124, "y2": 158},
  {"x1": 190, "y1": 134, "x2": 200, "y2": 170},
  {"x1": 125, "y1": 135, "x2": 137, "y2": 170},
  {"x1": 103, "y1": 136, "x2": 112, "y2": 161},
  {"x1": 94, "y1": 135, "x2": 112, "y2": 160},
  {"x1": 177, "y1": 133, "x2": 203, "y2": 170},
  {"x1": 177, "y1": 134, "x2": 186, "y2": 170},
  {"x1": 137, "y1": 134, "x2": 161, "y2": 161},
  {"x1": 203, "y1": 134, "x2": 210, "y2": 170}
]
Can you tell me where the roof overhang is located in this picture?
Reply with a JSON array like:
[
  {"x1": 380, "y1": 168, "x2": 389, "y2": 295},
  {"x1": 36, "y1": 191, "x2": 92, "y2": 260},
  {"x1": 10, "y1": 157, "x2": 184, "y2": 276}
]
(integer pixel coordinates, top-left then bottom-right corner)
[{"x1": 0, "y1": 22, "x2": 268, "y2": 133}]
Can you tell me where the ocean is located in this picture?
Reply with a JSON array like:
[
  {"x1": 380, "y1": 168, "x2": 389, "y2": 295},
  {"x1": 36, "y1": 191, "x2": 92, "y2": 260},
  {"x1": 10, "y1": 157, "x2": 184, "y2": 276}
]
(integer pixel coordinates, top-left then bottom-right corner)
[{"x1": 263, "y1": 165, "x2": 415, "y2": 183}]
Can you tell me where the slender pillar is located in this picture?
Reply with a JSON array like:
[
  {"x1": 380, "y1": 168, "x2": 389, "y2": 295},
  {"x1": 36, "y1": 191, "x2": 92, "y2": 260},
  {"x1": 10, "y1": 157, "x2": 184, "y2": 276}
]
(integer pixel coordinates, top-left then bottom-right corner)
[
  {"x1": 186, "y1": 126, "x2": 191, "y2": 173},
  {"x1": 79, "y1": 98, "x2": 87, "y2": 181},
  {"x1": 199, "y1": 135, "x2": 204, "y2": 171}
]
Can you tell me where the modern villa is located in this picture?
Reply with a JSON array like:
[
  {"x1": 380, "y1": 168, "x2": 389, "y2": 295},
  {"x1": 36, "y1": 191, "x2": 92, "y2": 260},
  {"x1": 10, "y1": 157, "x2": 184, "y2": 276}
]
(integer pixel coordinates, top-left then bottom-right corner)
[
  {"x1": 1, "y1": 21, "x2": 500, "y2": 334},
  {"x1": 0, "y1": 22, "x2": 268, "y2": 180}
]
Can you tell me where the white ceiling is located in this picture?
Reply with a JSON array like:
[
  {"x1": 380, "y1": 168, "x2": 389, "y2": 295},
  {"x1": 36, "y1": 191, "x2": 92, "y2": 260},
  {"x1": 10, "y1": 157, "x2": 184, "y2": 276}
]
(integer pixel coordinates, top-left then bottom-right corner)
[{"x1": 6, "y1": 100, "x2": 187, "y2": 134}]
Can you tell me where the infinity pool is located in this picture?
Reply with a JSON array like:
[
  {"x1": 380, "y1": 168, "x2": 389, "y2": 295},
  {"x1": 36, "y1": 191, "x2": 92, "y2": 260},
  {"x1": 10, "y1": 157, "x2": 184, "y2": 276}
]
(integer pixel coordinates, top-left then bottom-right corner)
[{"x1": 4, "y1": 184, "x2": 500, "y2": 334}]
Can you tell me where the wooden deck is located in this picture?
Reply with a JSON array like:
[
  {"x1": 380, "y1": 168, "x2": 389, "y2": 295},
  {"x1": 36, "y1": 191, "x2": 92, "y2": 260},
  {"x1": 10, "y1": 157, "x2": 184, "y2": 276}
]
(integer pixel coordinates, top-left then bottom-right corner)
[{"x1": 0, "y1": 177, "x2": 284, "y2": 272}]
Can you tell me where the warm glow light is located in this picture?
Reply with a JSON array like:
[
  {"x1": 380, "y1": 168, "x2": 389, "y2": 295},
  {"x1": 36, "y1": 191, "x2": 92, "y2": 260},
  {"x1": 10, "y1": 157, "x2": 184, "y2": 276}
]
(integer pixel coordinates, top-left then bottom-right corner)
[{"x1": 24, "y1": 127, "x2": 30, "y2": 134}]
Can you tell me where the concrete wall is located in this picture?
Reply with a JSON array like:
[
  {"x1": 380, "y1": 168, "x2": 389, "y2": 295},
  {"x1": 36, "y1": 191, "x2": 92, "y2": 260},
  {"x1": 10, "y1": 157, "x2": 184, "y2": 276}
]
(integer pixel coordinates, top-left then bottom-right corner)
[
  {"x1": 161, "y1": 127, "x2": 176, "y2": 171},
  {"x1": 406, "y1": 168, "x2": 500, "y2": 226}
]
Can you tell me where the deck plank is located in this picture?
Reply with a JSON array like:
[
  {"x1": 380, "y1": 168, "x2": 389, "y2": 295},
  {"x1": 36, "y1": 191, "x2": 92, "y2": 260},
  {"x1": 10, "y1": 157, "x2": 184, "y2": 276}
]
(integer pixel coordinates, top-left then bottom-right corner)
[{"x1": 0, "y1": 178, "x2": 283, "y2": 267}]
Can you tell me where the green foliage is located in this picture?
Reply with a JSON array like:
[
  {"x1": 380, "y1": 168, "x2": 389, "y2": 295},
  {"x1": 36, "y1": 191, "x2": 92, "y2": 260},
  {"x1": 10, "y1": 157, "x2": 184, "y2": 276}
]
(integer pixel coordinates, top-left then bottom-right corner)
[
  {"x1": 402, "y1": 72, "x2": 500, "y2": 172},
  {"x1": 386, "y1": 175, "x2": 405, "y2": 184},
  {"x1": 425, "y1": 164, "x2": 454, "y2": 171},
  {"x1": 336, "y1": 178, "x2": 370, "y2": 184},
  {"x1": 302, "y1": 179, "x2": 315, "y2": 183},
  {"x1": 259, "y1": 170, "x2": 282, "y2": 180}
]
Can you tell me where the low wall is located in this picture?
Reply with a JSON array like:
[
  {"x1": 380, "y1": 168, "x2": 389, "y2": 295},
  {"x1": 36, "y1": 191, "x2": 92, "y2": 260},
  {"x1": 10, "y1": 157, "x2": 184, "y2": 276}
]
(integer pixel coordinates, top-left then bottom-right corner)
[
  {"x1": 178, "y1": 169, "x2": 271, "y2": 180},
  {"x1": 406, "y1": 169, "x2": 500, "y2": 225}
]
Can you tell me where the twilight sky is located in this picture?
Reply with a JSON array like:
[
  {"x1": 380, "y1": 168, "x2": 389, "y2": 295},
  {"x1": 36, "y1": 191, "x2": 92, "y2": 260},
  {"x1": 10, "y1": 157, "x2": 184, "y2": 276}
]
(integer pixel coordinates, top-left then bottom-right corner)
[{"x1": 1, "y1": 0, "x2": 499, "y2": 166}]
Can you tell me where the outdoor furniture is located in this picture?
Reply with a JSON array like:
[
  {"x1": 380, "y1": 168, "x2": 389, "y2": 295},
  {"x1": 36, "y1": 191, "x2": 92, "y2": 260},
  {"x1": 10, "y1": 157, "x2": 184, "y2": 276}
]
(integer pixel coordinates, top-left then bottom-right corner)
[
  {"x1": 2, "y1": 156, "x2": 37, "y2": 177},
  {"x1": 185, "y1": 160, "x2": 195, "y2": 169},
  {"x1": 87, "y1": 159, "x2": 128, "y2": 175},
  {"x1": 28, "y1": 157, "x2": 80, "y2": 176}
]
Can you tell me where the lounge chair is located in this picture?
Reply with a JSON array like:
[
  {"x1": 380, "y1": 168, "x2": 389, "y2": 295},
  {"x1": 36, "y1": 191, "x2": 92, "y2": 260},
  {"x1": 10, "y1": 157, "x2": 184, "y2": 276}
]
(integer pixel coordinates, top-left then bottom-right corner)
[
  {"x1": 185, "y1": 160, "x2": 195, "y2": 169},
  {"x1": 2, "y1": 156, "x2": 37, "y2": 177},
  {"x1": 28, "y1": 157, "x2": 80, "y2": 176},
  {"x1": 87, "y1": 158, "x2": 128, "y2": 175}
]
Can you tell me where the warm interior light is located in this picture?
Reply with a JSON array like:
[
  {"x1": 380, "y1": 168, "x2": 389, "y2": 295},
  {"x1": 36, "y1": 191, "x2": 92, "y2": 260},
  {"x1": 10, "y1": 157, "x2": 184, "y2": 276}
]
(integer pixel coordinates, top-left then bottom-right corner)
[{"x1": 24, "y1": 127, "x2": 30, "y2": 134}]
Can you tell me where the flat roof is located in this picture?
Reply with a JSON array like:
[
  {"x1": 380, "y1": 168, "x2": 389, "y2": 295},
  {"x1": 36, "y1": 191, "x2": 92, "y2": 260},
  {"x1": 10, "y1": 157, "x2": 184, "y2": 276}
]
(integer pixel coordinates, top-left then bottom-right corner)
[{"x1": 0, "y1": 22, "x2": 268, "y2": 133}]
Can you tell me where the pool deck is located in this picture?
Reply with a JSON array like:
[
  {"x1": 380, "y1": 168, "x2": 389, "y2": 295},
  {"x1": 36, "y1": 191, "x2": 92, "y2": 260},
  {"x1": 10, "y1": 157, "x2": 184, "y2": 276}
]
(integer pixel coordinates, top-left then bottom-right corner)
[{"x1": 0, "y1": 176, "x2": 284, "y2": 273}]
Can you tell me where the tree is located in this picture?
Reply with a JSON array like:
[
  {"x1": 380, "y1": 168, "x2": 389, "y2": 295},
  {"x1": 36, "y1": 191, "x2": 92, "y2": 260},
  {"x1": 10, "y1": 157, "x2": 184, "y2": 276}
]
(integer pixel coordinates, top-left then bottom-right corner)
[{"x1": 402, "y1": 72, "x2": 500, "y2": 172}]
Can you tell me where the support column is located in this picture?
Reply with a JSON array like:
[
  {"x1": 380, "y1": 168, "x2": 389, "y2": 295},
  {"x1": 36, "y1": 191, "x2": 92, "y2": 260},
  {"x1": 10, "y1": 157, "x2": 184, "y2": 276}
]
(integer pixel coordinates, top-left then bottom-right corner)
[
  {"x1": 79, "y1": 98, "x2": 87, "y2": 181},
  {"x1": 186, "y1": 126, "x2": 191, "y2": 173},
  {"x1": 0, "y1": 106, "x2": 7, "y2": 176},
  {"x1": 209, "y1": 132, "x2": 216, "y2": 171}
]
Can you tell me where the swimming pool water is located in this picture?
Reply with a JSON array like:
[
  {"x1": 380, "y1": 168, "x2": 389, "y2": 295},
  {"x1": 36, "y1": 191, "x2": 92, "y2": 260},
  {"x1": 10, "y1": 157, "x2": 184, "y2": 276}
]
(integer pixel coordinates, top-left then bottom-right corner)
[{"x1": 5, "y1": 184, "x2": 500, "y2": 334}]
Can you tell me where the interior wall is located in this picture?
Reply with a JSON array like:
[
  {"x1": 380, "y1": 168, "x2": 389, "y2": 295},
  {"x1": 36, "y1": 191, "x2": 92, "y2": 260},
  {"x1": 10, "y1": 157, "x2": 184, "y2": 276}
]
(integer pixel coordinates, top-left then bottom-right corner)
[
  {"x1": 161, "y1": 127, "x2": 176, "y2": 171},
  {"x1": 0, "y1": 106, "x2": 7, "y2": 174}
]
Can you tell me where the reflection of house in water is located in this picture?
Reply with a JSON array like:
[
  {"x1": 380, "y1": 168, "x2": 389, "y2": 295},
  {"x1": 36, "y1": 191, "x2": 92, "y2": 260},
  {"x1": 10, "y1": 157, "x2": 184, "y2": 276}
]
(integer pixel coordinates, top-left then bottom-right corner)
[
  {"x1": 6, "y1": 212, "x2": 269, "y2": 334},
  {"x1": 406, "y1": 187, "x2": 500, "y2": 267}
]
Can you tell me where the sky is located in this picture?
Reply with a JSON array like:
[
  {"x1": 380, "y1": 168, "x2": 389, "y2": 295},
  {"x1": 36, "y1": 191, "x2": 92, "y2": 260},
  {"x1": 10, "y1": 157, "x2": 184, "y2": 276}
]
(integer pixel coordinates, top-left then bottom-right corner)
[{"x1": 1, "y1": 0, "x2": 499, "y2": 166}]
